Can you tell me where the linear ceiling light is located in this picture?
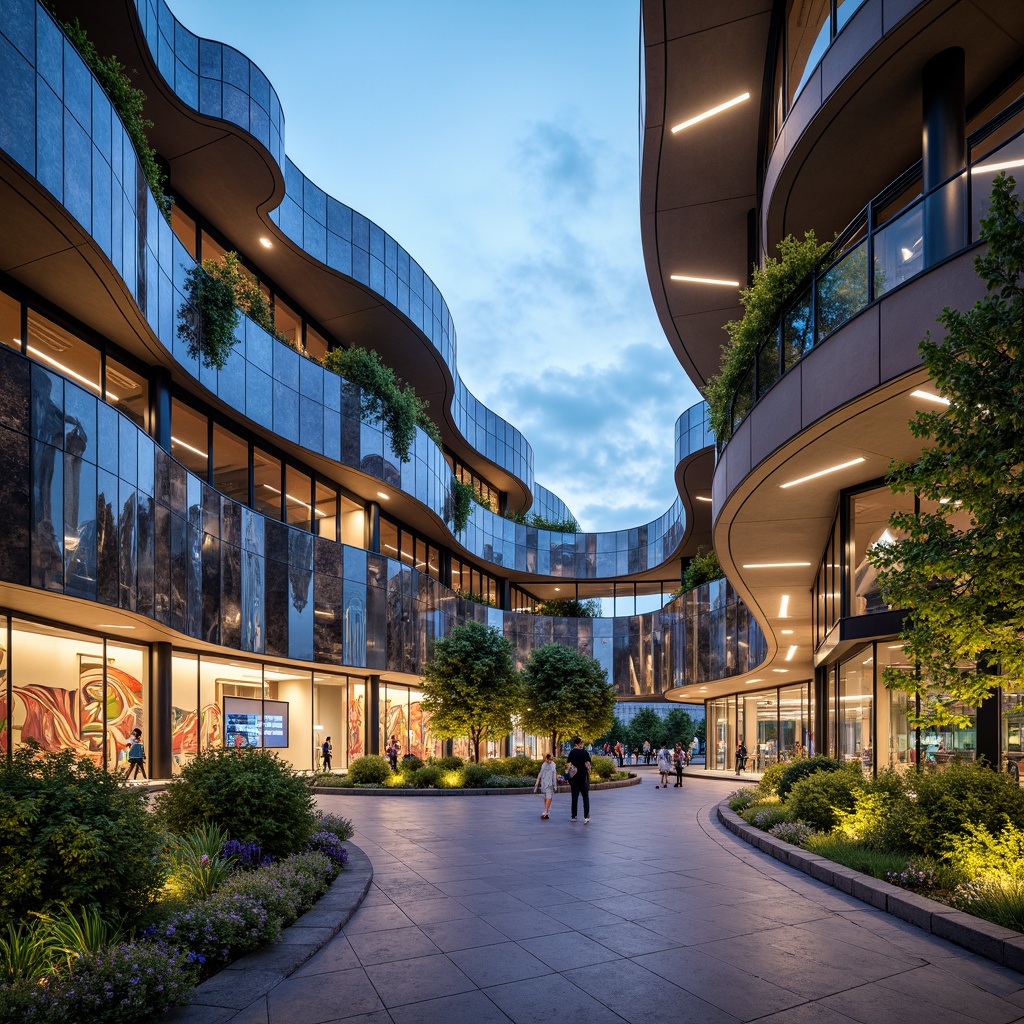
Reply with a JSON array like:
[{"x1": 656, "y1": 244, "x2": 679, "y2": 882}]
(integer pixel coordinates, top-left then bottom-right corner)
[
  {"x1": 785, "y1": 645, "x2": 798, "y2": 661},
  {"x1": 779, "y1": 457, "x2": 865, "y2": 489},
  {"x1": 695, "y1": 495, "x2": 713, "y2": 503},
  {"x1": 171, "y1": 435, "x2": 207, "y2": 458},
  {"x1": 670, "y1": 274, "x2": 740, "y2": 287},
  {"x1": 911, "y1": 389, "x2": 950, "y2": 405},
  {"x1": 671, "y1": 92, "x2": 750, "y2": 133},
  {"x1": 971, "y1": 158, "x2": 1024, "y2": 174},
  {"x1": 780, "y1": 629, "x2": 794, "y2": 635},
  {"x1": 779, "y1": 594, "x2": 790, "y2": 617},
  {"x1": 742, "y1": 562, "x2": 810, "y2": 569}
]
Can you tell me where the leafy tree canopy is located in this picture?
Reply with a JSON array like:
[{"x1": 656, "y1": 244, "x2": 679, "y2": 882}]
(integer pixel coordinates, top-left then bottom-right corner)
[
  {"x1": 626, "y1": 707, "x2": 665, "y2": 750},
  {"x1": 520, "y1": 643, "x2": 615, "y2": 751},
  {"x1": 421, "y1": 621, "x2": 521, "y2": 762},
  {"x1": 662, "y1": 708, "x2": 697, "y2": 748},
  {"x1": 531, "y1": 597, "x2": 602, "y2": 618},
  {"x1": 870, "y1": 174, "x2": 1024, "y2": 722}
]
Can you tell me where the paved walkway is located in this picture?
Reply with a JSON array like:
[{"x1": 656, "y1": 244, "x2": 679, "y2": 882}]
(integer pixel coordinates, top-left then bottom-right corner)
[{"x1": 233, "y1": 773, "x2": 1024, "y2": 1024}]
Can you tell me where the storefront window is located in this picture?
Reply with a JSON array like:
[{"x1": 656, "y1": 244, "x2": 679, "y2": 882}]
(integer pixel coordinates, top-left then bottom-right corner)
[
  {"x1": 1003, "y1": 687, "x2": 1024, "y2": 781},
  {"x1": 171, "y1": 652, "x2": 199, "y2": 773},
  {"x1": 314, "y1": 673, "x2": 347, "y2": 769},
  {"x1": 838, "y1": 650, "x2": 873, "y2": 771},
  {"x1": 171, "y1": 399, "x2": 208, "y2": 479},
  {"x1": 849, "y1": 487, "x2": 913, "y2": 616},
  {"x1": 780, "y1": 683, "x2": 811, "y2": 759},
  {"x1": 341, "y1": 495, "x2": 365, "y2": 548},
  {"x1": 878, "y1": 643, "x2": 914, "y2": 770},
  {"x1": 213, "y1": 425, "x2": 250, "y2": 507},
  {"x1": 709, "y1": 697, "x2": 733, "y2": 770},
  {"x1": 106, "y1": 355, "x2": 148, "y2": 431},
  {"x1": 348, "y1": 679, "x2": 365, "y2": 761}
]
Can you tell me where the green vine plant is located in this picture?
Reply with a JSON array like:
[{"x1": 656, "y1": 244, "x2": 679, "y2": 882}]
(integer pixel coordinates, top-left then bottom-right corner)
[
  {"x1": 176, "y1": 265, "x2": 239, "y2": 369},
  {"x1": 322, "y1": 346, "x2": 435, "y2": 463},
  {"x1": 450, "y1": 478, "x2": 476, "y2": 533},
  {"x1": 705, "y1": 231, "x2": 830, "y2": 442},
  {"x1": 61, "y1": 18, "x2": 171, "y2": 221},
  {"x1": 456, "y1": 590, "x2": 497, "y2": 608},
  {"x1": 203, "y1": 252, "x2": 284, "y2": 342},
  {"x1": 502, "y1": 508, "x2": 581, "y2": 533},
  {"x1": 670, "y1": 546, "x2": 725, "y2": 598}
]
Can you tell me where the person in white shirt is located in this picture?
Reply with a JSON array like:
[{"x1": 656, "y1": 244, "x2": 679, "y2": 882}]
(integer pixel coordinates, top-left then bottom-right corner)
[
  {"x1": 656, "y1": 743, "x2": 672, "y2": 788},
  {"x1": 534, "y1": 753, "x2": 558, "y2": 819}
]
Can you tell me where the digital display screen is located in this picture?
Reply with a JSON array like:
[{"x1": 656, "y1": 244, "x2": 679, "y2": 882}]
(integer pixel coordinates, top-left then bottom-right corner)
[{"x1": 223, "y1": 697, "x2": 289, "y2": 748}]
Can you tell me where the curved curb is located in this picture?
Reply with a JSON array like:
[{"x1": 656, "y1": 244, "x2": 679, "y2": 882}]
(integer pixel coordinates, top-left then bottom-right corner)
[
  {"x1": 716, "y1": 801, "x2": 1024, "y2": 972},
  {"x1": 162, "y1": 842, "x2": 373, "y2": 1022},
  {"x1": 313, "y1": 775, "x2": 642, "y2": 796}
]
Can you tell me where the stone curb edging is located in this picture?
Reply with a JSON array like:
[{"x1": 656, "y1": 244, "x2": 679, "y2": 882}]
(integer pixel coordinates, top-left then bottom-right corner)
[
  {"x1": 716, "y1": 801, "x2": 1024, "y2": 972},
  {"x1": 313, "y1": 775, "x2": 642, "y2": 796},
  {"x1": 162, "y1": 842, "x2": 373, "y2": 1023}
]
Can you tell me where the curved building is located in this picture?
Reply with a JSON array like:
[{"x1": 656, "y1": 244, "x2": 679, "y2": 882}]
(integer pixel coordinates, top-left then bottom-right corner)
[
  {"x1": 0, "y1": 0, "x2": 762, "y2": 776},
  {"x1": 642, "y1": 0, "x2": 1024, "y2": 771}
]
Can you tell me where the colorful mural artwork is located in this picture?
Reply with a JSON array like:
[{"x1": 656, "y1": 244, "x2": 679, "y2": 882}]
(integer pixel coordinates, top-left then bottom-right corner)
[
  {"x1": 348, "y1": 692, "x2": 363, "y2": 758},
  {"x1": 170, "y1": 702, "x2": 221, "y2": 769},
  {"x1": 9, "y1": 659, "x2": 142, "y2": 768}
]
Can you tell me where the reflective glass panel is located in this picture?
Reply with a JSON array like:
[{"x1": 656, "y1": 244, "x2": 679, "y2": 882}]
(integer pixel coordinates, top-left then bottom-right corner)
[
  {"x1": 0, "y1": 291, "x2": 20, "y2": 352},
  {"x1": 850, "y1": 486, "x2": 914, "y2": 615},
  {"x1": 787, "y1": 0, "x2": 831, "y2": 105},
  {"x1": 27, "y1": 311, "x2": 100, "y2": 397},
  {"x1": 213, "y1": 424, "x2": 249, "y2": 506},
  {"x1": 106, "y1": 355, "x2": 147, "y2": 430},
  {"x1": 170, "y1": 205, "x2": 197, "y2": 258},
  {"x1": 315, "y1": 480, "x2": 338, "y2": 541},
  {"x1": 171, "y1": 652, "x2": 199, "y2": 773},
  {"x1": 253, "y1": 447, "x2": 282, "y2": 519},
  {"x1": 274, "y1": 296, "x2": 301, "y2": 351},
  {"x1": 838, "y1": 650, "x2": 873, "y2": 771},
  {"x1": 340, "y1": 494, "x2": 364, "y2": 548},
  {"x1": 170, "y1": 399, "x2": 208, "y2": 479},
  {"x1": 284, "y1": 465, "x2": 313, "y2": 529}
]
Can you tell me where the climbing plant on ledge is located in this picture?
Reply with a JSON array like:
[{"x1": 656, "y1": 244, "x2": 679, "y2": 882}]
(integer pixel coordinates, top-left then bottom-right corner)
[
  {"x1": 450, "y1": 478, "x2": 476, "y2": 533},
  {"x1": 705, "y1": 231, "x2": 829, "y2": 442},
  {"x1": 61, "y1": 18, "x2": 171, "y2": 220},
  {"x1": 177, "y1": 264, "x2": 239, "y2": 369},
  {"x1": 322, "y1": 346, "x2": 433, "y2": 463},
  {"x1": 502, "y1": 509, "x2": 580, "y2": 533}
]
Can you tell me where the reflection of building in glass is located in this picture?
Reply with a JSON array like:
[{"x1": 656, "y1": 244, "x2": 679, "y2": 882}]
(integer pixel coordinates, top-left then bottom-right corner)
[
  {"x1": 640, "y1": 0, "x2": 1024, "y2": 773},
  {"x1": 0, "y1": 0, "x2": 753, "y2": 776}
]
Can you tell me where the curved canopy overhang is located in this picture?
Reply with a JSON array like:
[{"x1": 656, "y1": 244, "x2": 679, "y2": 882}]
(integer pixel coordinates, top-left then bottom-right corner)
[{"x1": 640, "y1": 0, "x2": 772, "y2": 390}]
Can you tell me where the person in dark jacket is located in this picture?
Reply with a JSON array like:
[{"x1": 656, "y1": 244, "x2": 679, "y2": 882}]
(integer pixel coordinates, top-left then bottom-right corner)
[{"x1": 566, "y1": 736, "x2": 592, "y2": 823}]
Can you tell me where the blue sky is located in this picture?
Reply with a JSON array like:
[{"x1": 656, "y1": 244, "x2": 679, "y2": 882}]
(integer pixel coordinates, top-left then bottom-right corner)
[{"x1": 167, "y1": 0, "x2": 702, "y2": 533}]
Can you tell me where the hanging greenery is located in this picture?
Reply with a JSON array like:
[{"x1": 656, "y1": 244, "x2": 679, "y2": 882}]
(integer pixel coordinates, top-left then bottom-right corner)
[
  {"x1": 322, "y1": 346, "x2": 435, "y2": 463},
  {"x1": 61, "y1": 19, "x2": 171, "y2": 221},
  {"x1": 450, "y1": 478, "x2": 476, "y2": 533},
  {"x1": 502, "y1": 508, "x2": 580, "y2": 533},
  {"x1": 176, "y1": 265, "x2": 239, "y2": 369},
  {"x1": 202, "y1": 251, "x2": 284, "y2": 341},
  {"x1": 705, "y1": 231, "x2": 829, "y2": 442}
]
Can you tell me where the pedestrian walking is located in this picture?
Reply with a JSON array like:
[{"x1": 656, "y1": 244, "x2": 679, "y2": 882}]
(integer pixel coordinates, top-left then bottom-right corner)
[
  {"x1": 642, "y1": 739, "x2": 651, "y2": 764},
  {"x1": 125, "y1": 728, "x2": 146, "y2": 780},
  {"x1": 534, "y1": 753, "x2": 558, "y2": 819},
  {"x1": 321, "y1": 736, "x2": 333, "y2": 771},
  {"x1": 566, "y1": 736, "x2": 592, "y2": 823},
  {"x1": 656, "y1": 742, "x2": 672, "y2": 788},
  {"x1": 735, "y1": 740, "x2": 748, "y2": 774},
  {"x1": 387, "y1": 735, "x2": 399, "y2": 770}
]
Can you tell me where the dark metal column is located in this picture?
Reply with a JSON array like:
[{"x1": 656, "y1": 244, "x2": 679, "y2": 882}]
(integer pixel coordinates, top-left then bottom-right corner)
[
  {"x1": 149, "y1": 366, "x2": 172, "y2": 451},
  {"x1": 366, "y1": 502, "x2": 380, "y2": 554},
  {"x1": 976, "y1": 682, "x2": 1001, "y2": 771},
  {"x1": 922, "y1": 47, "x2": 966, "y2": 267},
  {"x1": 151, "y1": 642, "x2": 173, "y2": 779},
  {"x1": 367, "y1": 674, "x2": 380, "y2": 754}
]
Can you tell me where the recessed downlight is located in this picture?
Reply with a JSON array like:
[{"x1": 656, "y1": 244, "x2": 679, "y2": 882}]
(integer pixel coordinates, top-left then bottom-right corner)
[
  {"x1": 377, "y1": 491, "x2": 390, "y2": 500},
  {"x1": 671, "y1": 92, "x2": 751, "y2": 133},
  {"x1": 259, "y1": 236, "x2": 272, "y2": 248}
]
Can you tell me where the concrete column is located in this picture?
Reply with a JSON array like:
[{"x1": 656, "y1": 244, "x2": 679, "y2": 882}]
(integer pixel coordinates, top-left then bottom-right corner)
[
  {"x1": 150, "y1": 642, "x2": 173, "y2": 779},
  {"x1": 922, "y1": 48, "x2": 966, "y2": 267}
]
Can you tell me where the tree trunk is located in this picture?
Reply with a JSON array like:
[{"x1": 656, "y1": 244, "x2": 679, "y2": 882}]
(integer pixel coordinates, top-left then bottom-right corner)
[{"x1": 551, "y1": 731, "x2": 558, "y2": 757}]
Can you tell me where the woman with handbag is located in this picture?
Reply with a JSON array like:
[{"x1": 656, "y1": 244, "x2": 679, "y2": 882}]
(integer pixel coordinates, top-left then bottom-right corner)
[{"x1": 566, "y1": 736, "x2": 592, "y2": 823}]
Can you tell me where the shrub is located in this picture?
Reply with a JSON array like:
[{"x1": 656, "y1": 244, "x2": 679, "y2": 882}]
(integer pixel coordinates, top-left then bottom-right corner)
[
  {"x1": 942, "y1": 820, "x2": 1024, "y2": 881},
  {"x1": 908, "y1": 761, "x2": 1024, "y2": 855},
  {"x1": 222, "y1": 839, "x2": 268, "y2": 870},
  {"x1": 307, "y1": 831, "x2": 349, "y2": 869},
  {"x1": 428, "y1": 756, "x2": 464, "y2": 771},
  {"x1": 347, "y1": 755, "x2": 393, "y2": 785},
  {"x1": 886, "y1": 860, "x2": 939, "y2": 891},
  {"x1": 315, "y1": 812, "x2": 354, "y2": 841},
  {"x1": 769, "y1": 821, "x2": 816, "y2": 846},
  {"x1": 164, "y1": 824, "x2": 235, "y2": 900},
  {"x1": 264, "y1": 852, "x2": 333, "y2": 915},
  {"x1": 777, "y1": 755, "x2": 847, "y2": 801},
  {"x1": 164, "y1": 888, "x2": 275, "y2": 970},
  {"x1": 460, "y1": 764, "x2": 492, "y2": 787},
  {"x1": 590, "y1": 756, "x2": 617, "y2": 781},
  {"x1": 729, "y1": 787, "x2": 760, "y2": 811},
  {"x1": 215, "y1": 871, "x2": 293, "y2": 929},
  {"x1": 177, "y1": 263, "x2": 240, "y2": 370},
  {"x1": 758, "y1": 760, "x2": 788, "y2": 798},
  {"x1": 805, "y1": 834, "x2": 918, "y2": 879},
  {"x1": 745, "y1": 805, "x2": 791, "y2": 830},
  {"x1": 787, "y1": 769, "x2": 863, "y2": 832},
  {"x1": 409, "y1": 765, "x2": 444, "y2": 789},
  {"x1": 44, "y1": 940, "x2": 197, "y2": 1022},
  {"x1": 153, "y1": 748, "x2": 316, "y2": 859},
  {"x1": 0, "y1": 747, "x2": 164, "y2": 928},
  {"x1": 483, "y1": 775, "x2": 535, "y2": 788},
  {"x1": 493, "y1": 756, "x2": 538, "y2": 777},
  {"x1": 399, "y1": 755, "x2": 425, "y2": 773}
]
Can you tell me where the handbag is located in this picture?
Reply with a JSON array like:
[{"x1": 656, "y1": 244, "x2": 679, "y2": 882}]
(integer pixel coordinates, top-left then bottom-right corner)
[{"x1": 565, "y1": 762, "x2": 578, "y2": 779}]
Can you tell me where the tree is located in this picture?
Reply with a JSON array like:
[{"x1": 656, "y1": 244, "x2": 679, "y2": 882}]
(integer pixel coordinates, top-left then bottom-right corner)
[
  {"x1": 594, "y1": 716, "x2": 629, "y2": 750},
  {"x1": 694, "y1": 718, "x2": 706, "y2": 750},
  {"x1": 662, "y1": 708, "x2": 696, "y2": 748},
  {"x1": 520, "y1": 643, "x2": 616, "y2": 753},
  {"x1": 870, "y1": 174, "x2": 1024, "y2": 724},
  {"x1": 626, "y1": 707, "x2": 665, "y2": 751},
  {"x1": 421, "y1": 621, "x2": 521, "y2": 763}
]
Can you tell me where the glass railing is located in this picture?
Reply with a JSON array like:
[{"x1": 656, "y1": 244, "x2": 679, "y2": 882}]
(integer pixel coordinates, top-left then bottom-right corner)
[{"x1": 726, "y1": 116, "x2": 1024, "y2": 442}]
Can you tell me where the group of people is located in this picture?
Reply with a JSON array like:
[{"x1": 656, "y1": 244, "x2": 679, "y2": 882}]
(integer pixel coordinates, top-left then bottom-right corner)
[
  {"x1": 655, "y1": 742, "x2": 688, "y2": 788},
  {"x1": 602, "y1": 738, "x2": 697, "y2": 767}
]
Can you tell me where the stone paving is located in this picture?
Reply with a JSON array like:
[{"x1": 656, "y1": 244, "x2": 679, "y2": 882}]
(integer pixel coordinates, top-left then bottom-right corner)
[{"x1": 210, "y1": 770, "x2": 1024, "y2": 1023}]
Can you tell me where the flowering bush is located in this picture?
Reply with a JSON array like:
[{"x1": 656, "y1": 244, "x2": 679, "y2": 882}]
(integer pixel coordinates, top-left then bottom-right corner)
[
  {"x1": 750, "y1": 806, "x2": 791, "y2": 830},
  {"x1": 3, "y1": 940, "x2": 197, "y2": 1023},
  {"x1": 885, "y1": 860, "x2": 938, "y2": 891},
  {"x1": 222, "y1": 839, "x2": 269, "y2": 869},
  {"x1": 163, "y1": 889, "x2": 276, "y2": 972},
  {"x1": 217, "y1": 872, "x2": 294, "y2": 929},
  {"x1": 952, "y1": 877, "x2": 1024, "y2": 931},
  {"x1": 769, "y1": 821, "x2": 816, "y2": 846},
  {"x1": 729, "y1": 787, "x2": 760, "y2": 811},
  {"x1": 265, "y1": 852, "x2": 333, "y2": 915},
  {"x1": 315, "y1": 813, "x2": 354, "y2": 841},
  {"x1": 307, "y1": 830, "x2": 349, "y2": 869}
]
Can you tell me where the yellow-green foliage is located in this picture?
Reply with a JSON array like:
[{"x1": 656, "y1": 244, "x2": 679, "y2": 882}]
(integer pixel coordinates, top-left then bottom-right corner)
[
  {"x1": 943, "y1": 820, "x2": 1024, "y2": 881},
  {"x1": 787, "y1": 769, "x2": 863, "y2": 832},
  {"x1": 757, "y1": 761, "x2": 787, "y2": 798}
]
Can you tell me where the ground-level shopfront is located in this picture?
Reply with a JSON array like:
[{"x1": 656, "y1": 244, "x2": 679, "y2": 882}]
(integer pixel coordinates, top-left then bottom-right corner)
[{"x1": 0, "y1": 613, "x2": 487, "y2": 777}]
